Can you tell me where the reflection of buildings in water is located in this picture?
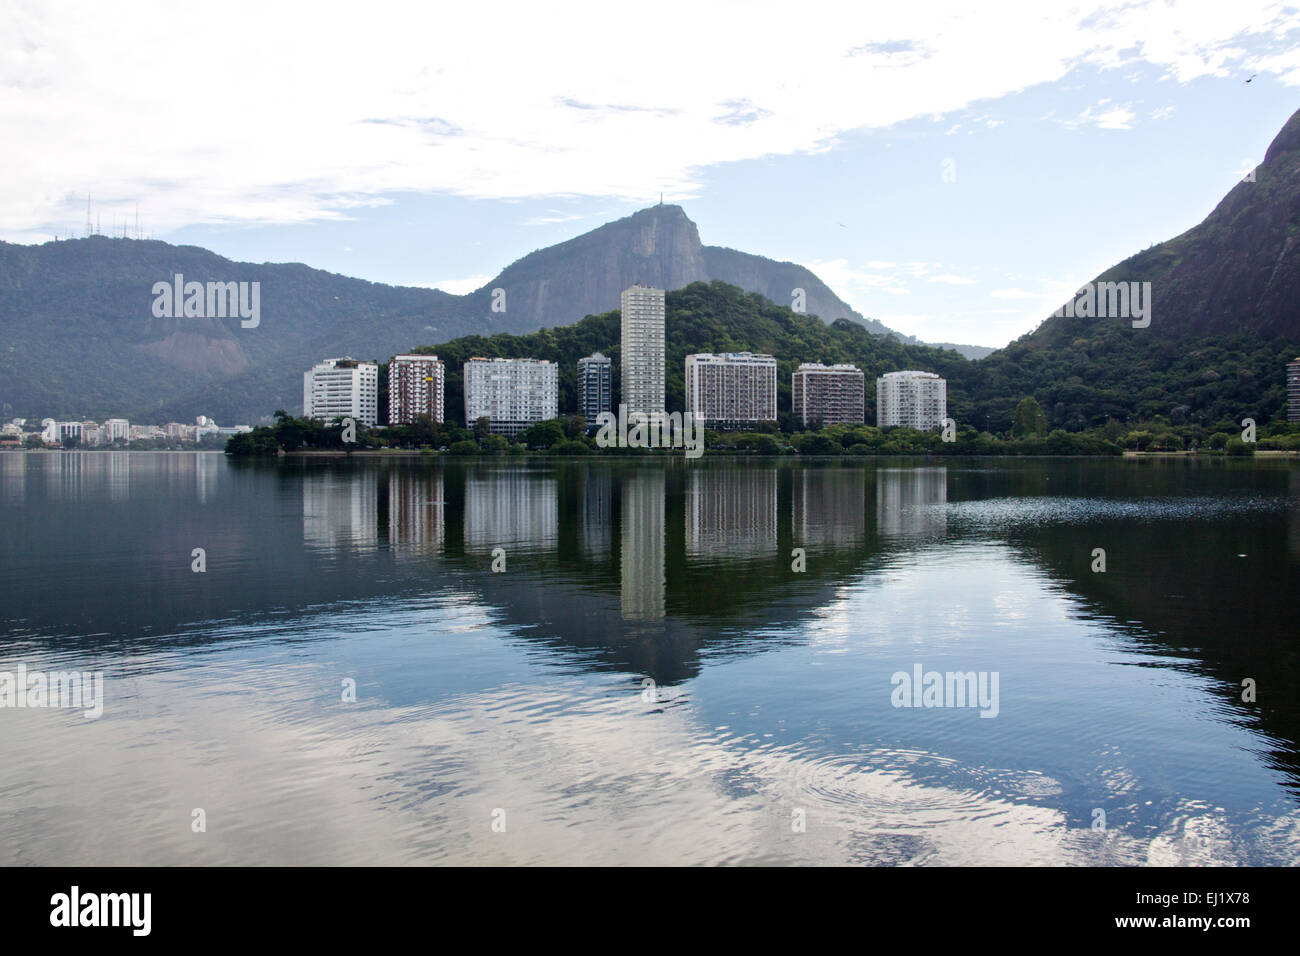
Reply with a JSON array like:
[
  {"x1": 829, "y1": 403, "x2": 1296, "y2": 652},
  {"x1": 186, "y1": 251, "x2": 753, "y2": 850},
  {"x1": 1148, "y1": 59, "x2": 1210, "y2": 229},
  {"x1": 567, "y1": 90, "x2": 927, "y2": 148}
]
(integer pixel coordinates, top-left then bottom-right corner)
[
  {"x1": 106, "y1": 451, "x2": 130, "y2": 501},
  {"x1": 581, "y1": 469, "x2": 612, "y2": 559},
  {"x1": 685, "y1": 467, "x2": 777, "y2": 557},
  {"x1": 621, "y1": 469, "x2": 665, "y2": 621},
  {"x1": 0, "y1": 452, "x2": 23, "y2": 504},
  {"x1": 47, "y1": 452, "x2": 84, "y2": 497},
  {"x1": 464, "y1": 470, "x2": 558, "y2": 552},
  {"x1": 387, "y1": 468, "x2": 444, "y2": 556},
  {"x1": 1290, "y1": 469, "x2": 1300, "y2": 561},
  {"x1": 876, "y1": 467, "x2": 948, "y2": 537},
  {"x1": 792, "y1": 467, "x2": 867, "y2": 547},
  {"x1": 195, "y1": 453, "x2": 219, "y2": 504},
  {"x1": 302, "y1": 470, "x2": 379, "y2": 550}
]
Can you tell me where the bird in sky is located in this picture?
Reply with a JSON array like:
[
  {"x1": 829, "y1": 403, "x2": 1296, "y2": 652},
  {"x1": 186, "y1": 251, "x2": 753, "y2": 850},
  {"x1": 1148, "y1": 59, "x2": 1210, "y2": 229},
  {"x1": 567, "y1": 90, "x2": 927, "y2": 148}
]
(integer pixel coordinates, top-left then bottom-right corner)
[{"x1": 1246, "y1": 74, "x2": 1257, "y2": 83}]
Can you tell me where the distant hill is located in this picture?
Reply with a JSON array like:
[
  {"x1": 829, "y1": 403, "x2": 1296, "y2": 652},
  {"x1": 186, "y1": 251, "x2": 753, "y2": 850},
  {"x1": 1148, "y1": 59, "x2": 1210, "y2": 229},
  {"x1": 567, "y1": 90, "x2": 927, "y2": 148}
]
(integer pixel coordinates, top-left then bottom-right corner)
[{"x1": 0, "y1": 204, "x2": 984, "y2": 424}]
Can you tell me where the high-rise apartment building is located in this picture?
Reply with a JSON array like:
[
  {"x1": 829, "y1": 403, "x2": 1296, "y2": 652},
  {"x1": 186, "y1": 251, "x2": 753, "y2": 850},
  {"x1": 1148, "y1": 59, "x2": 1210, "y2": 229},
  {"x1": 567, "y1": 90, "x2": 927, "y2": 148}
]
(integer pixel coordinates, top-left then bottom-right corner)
[
  {"x1": 620, "y1": 286, "x2": 665, "y2": 416},
  {"x1": 303, "y1": 357, "x2": 379, "y2": 426},
  {"x1": 792, "y1": 363, "x2": 865, "y2": 428},
  {"x1": 577, "y1": 352, "x2": 612, "y2": 426},
  {"x1": 462, "y1": 357, "x2": 558, "y2": 437},
  {"x1": 876, "y1": 370, "x2": 947, "y2": 431},
  {"x1": 1289, "y1": 357, "x2": 1300, "y2": 423},
  {"x1": 684, "y1": 352, "x2": 778, "y2": 427},
  {"x1": 388, "y1": 354, "x2": 445, "y2": 425}
]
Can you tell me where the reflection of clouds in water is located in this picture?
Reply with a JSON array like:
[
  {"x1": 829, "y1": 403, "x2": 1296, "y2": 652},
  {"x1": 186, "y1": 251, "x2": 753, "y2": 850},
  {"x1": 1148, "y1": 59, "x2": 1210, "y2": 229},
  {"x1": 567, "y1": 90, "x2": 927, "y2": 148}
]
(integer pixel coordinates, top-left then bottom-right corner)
[
  {"x1": 993, "y1": 589, "x2": 1030, "y2": 623},
  {"x1": 4, "y1": 648, "x2": 1298, "y2": 866}
]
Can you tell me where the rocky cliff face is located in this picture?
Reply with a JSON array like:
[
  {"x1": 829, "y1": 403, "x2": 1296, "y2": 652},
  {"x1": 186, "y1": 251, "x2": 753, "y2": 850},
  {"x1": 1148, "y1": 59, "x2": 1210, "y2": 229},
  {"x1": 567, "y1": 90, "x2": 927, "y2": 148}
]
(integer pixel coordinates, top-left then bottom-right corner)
[{"x1": 473, "y1": 204, "x2": 865, "y2": 329}]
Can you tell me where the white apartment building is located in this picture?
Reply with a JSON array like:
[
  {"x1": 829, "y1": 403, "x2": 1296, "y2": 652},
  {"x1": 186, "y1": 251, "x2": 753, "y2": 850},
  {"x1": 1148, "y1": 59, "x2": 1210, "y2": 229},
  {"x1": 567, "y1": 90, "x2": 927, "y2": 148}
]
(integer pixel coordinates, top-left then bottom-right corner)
[
  {"x1": 303, "y1": 357, "x2": 379, "y2": 426},
  {"x1": 104, "y1": 419, "x2": 130, "y2": 441},
  {"x1": 685, "y1": 352, "x2": 778, "y2": 427},
  {"x1": 462, "y1": 357, "x2": 558, "y2": 437},
  {"x1": 792, "y1": 363, "x2": 865, "y2": 428},
  {"x1": 876, "y1": 370, "x2": 947, "y2": 431},
  {"x1": 620, "y1": 286, "x2": 665, "y2": 416},
  {"x1": 389, "y1": 354, "x2": 446, "y2": 425},
  {"x1": 42, "y1": 420, "x2": 84, "y2": 444}
]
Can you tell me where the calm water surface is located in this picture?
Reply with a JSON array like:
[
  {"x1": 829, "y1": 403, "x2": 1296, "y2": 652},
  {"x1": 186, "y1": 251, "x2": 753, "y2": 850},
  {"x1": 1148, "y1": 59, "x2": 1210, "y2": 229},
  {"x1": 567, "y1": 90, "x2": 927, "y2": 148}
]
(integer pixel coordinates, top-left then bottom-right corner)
[{"x1": 2, "y1": 452, "x2": 1298, "y2": 865}]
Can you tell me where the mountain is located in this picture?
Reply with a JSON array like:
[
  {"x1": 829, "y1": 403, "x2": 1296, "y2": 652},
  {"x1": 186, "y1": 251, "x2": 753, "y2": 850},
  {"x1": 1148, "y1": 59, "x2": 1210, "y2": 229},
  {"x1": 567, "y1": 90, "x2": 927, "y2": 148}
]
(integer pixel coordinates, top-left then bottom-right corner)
[
  {"x1": 1026, "y1": 107, "x2": 1300, "y2": 347},
  {"x1": 0, "y1": 205, "x2": 984, "y2": 424},
  {"x1": 968, "y1": 107, "x2": 1300, "y2": 430},
  {"x1": 480, "y1": 205, "x2": 993, "y2": 358}
]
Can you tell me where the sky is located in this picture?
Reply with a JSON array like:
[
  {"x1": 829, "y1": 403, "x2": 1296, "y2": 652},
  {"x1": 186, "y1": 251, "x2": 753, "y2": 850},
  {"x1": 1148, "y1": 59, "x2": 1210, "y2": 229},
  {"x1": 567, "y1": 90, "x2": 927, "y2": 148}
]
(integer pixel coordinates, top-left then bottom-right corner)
[{"x1": 2, "y1": 0, "x2": 1299, "y2": 348}]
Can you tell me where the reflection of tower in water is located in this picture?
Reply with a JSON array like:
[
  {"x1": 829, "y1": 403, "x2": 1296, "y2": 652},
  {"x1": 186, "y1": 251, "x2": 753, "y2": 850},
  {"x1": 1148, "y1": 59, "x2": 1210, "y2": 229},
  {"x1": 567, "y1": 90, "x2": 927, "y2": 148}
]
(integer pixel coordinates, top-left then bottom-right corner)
[
  {"x1": 581, "y1": 469, "x2": 612, "y2": 559},
  {"x1": 621, "y1": 469, "x2": 665, "y2": 621},
  {"x1": 686, "y1": 467, "x2": 777, "y2": 557},
  {"x1": 876, "y1": 467, "x2": 948, "y2": 537}
]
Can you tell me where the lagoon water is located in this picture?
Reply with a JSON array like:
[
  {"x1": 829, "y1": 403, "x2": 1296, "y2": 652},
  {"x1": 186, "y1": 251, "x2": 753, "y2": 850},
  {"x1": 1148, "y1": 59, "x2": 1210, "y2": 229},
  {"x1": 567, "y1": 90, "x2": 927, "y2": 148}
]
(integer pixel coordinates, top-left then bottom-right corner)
[{"x1": 1, "y1": 452, "x2": 1298, "y2": 865}]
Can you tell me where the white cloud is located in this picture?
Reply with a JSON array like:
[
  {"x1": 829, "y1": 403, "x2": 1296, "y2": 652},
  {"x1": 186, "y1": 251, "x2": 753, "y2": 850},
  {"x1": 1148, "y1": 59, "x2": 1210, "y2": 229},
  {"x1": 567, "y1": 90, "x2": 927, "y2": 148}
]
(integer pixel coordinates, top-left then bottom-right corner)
[
  {"x1": 991, "y1": 288, "x2": 1040, "y2": 299},
  {"x1": 2, "y1": 0, "x2": 1298, "y2": 238},
  {"x1": 424, "y1": 274, "x2": 493, "y2": 295},
  {"x1": 928, "y1": 273, "x2": 979, "y2": 285},
  {"x1": 521, "y1": 212, "x2": 587, "y2": 227},
  {"x1": 1069, "y1": 100, "x2": 1139, "y2": 130}
]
